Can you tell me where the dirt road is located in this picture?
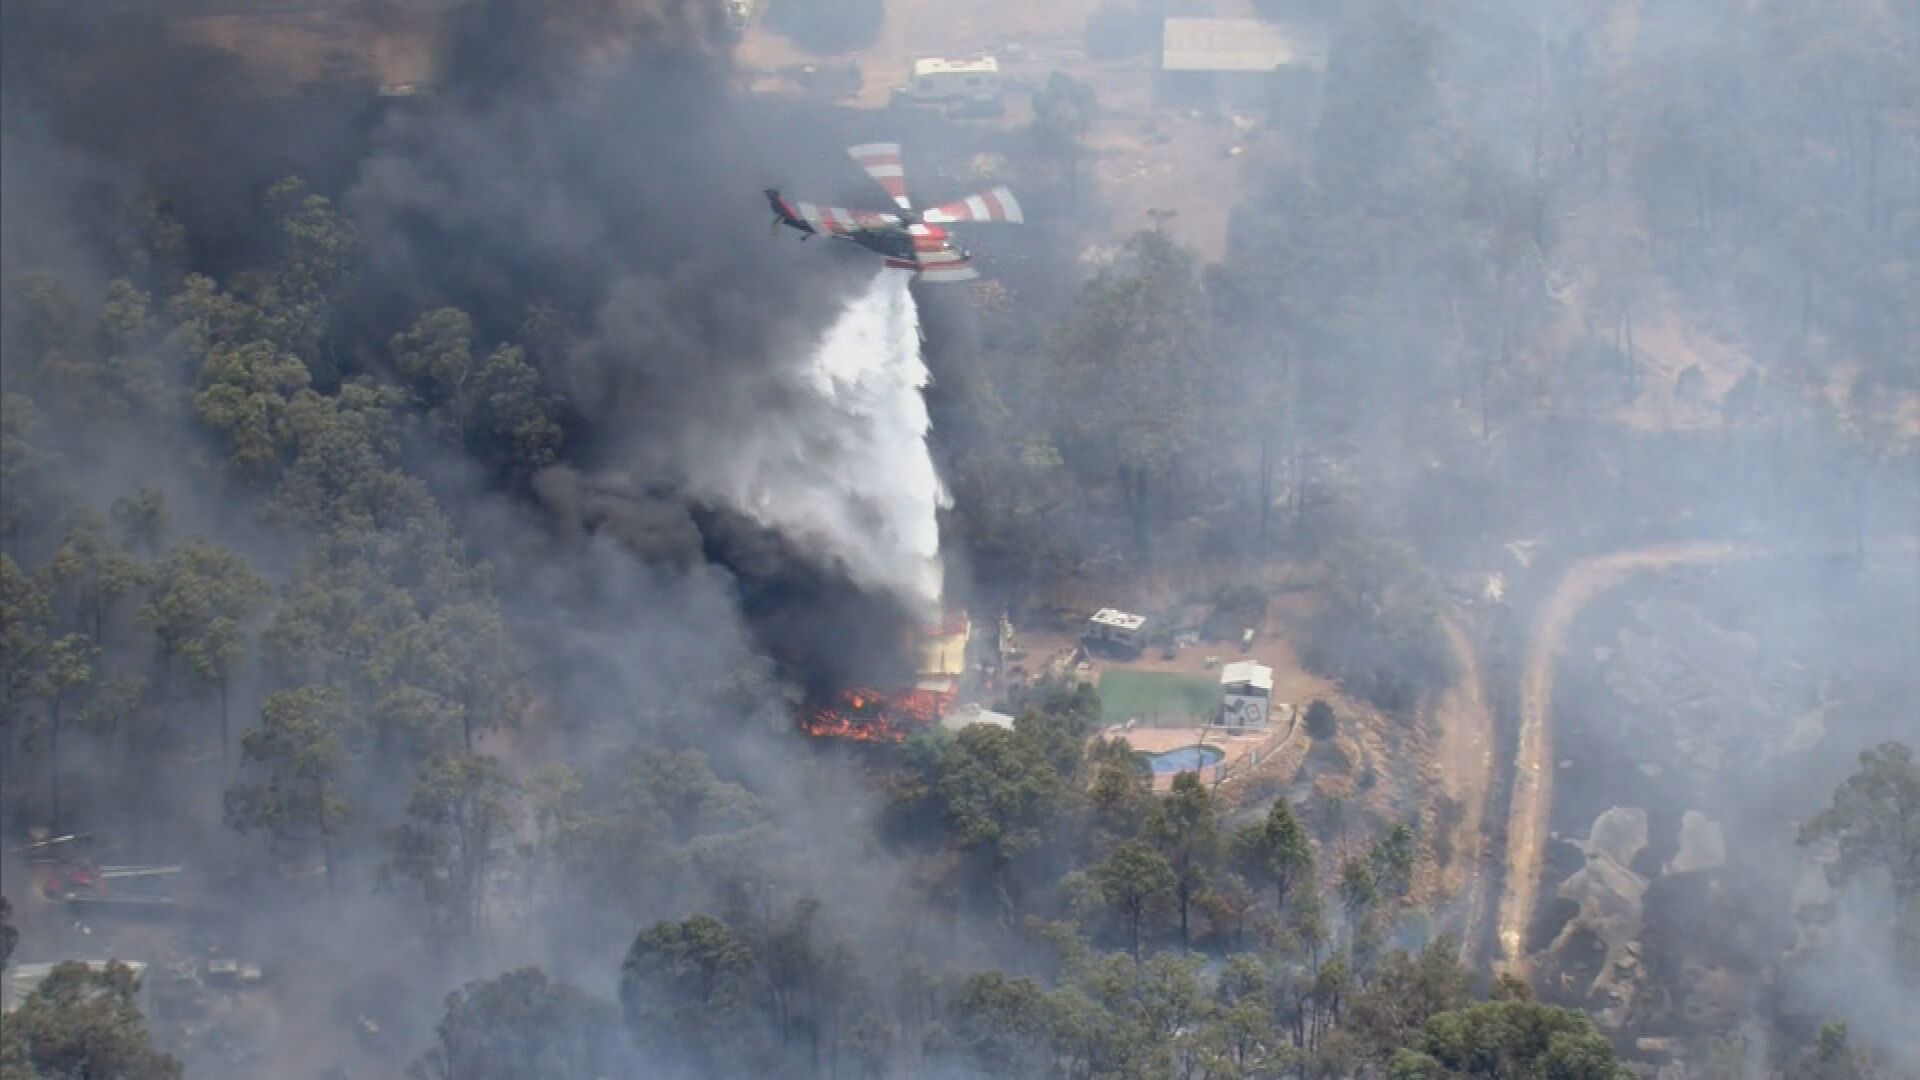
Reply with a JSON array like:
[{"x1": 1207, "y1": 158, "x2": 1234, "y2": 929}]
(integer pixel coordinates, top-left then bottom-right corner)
[
  {"x1": 1435, "y1": 615, "x2": 1496, "y2": 964},
  {"x1": 1493, "y1": 542, "x2": 1766, "y2": 977}
]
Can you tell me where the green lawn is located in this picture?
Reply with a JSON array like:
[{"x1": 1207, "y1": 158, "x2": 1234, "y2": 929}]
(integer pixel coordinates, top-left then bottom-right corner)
[{"x1": 1097, "y1": 669, "x2": 1219, "y2": 725}]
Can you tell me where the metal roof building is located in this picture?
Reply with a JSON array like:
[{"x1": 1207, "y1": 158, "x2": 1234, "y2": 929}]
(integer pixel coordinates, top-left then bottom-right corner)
[
  {"x1": 1220, "y1": 660, "x2": 1274, "y2": 694},
  {"x1": 1160, "y1": 18, "x2": 1326, "y2": 73},
  {"x1": 911, "y1": 56, "x2": 998, "y2": 79},
  {"x1": 1218, "y1": 661, "x2": 1276, "y2": 730}
]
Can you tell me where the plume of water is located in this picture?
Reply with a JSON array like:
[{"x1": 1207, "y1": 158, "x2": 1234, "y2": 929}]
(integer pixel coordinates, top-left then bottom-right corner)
[{"x1": 693, "y1": 270, "x2": 947, "y2": 612}]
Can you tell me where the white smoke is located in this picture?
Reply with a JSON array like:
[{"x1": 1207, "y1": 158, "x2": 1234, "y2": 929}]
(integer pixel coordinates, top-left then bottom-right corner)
[{"x1": 689, "y1": 270, "x2": 948, "y2": 612}]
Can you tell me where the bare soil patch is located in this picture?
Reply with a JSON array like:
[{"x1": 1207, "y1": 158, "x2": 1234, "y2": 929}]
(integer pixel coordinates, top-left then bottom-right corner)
[
  {"x1": 176, "y1": 8, "x2": 438, "y2": 88},
  {"x1": 1495, "y1": 542, "x2": 1766, "y2": 978}
]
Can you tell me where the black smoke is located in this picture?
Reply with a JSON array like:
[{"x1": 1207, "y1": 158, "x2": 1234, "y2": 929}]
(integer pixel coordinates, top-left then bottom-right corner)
[{"x1": 2, "y1": 0, "x2": 925, "y2": 702}]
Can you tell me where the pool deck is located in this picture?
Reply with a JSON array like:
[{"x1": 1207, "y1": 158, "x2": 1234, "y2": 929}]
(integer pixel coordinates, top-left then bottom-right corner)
[{"x1": 1104, "y1": 711, "x2": 1296, "y2": 792}]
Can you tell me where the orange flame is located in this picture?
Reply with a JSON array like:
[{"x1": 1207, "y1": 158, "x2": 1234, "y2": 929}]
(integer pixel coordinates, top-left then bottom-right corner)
[
  {"x1": 799, "y1": 610, "x2": 966, "y2": 743},
  {"x1": 800, "y1": 685, "x2": 955, "y2": 743}
]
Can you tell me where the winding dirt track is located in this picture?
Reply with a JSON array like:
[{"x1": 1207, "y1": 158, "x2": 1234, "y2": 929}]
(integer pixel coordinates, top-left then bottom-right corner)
[
  {"x1": 1493, "y1": 542, "x2": 1767, "y2": 977},
  {"x1": 1435, "y1": 616, "x2": 1496, "y2": 965}
]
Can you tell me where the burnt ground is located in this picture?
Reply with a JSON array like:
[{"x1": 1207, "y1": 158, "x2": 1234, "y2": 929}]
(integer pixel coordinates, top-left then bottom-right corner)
[{"x1": 1529, "y1": 548, "x2": 1920, "y2": 1045}]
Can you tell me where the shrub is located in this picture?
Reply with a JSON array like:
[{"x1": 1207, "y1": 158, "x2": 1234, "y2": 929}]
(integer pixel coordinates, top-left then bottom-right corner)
[{"x1": 1305, "y1": 698, "x2": 1337, "y2": 739}]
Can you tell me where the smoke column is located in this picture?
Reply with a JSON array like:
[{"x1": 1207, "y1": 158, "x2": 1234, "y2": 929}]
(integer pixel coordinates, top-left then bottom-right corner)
[{"x1": 687, "y1": 270, "x2": 948, "y2": 613}]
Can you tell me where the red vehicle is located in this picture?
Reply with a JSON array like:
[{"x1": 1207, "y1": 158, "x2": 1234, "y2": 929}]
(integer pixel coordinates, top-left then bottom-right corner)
[{"x1": 17, "y1": 834, "x2": 181, "y2": 909}]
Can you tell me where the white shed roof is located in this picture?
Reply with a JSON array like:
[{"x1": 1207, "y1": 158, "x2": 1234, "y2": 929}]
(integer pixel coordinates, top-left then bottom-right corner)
[
  {"x1": 913, "y1": 56, "x2": 998, "y2": 78},
  {"x1": 1161, "y1": 18, "x2": 1326, "y2": 73},
  {"x1": 941, "y1": 703, "x2": 1016, "y2": 733},
  {"x1": 1091, "y1": 608, "x2": 1146, "y2": 630},
  {"x1": 1220, "y1": 661, "x2": 1273, "y2": 692}
]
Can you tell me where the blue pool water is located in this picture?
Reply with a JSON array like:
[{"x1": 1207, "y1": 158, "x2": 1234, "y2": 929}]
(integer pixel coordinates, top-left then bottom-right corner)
[{"x1": 1141, "y1": 745, "x2": 1225, "y2": 774}]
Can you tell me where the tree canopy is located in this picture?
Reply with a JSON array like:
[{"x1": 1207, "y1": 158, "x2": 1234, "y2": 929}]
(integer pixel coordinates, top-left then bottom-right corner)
[{"x1": 0, "y1": 961, "x2": 182, "y2": 1080}]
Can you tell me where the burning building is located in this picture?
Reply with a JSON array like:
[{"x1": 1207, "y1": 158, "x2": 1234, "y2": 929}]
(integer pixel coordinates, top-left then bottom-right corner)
[{"x1": 801, "y1": 611, "x2": 971, "y2": 742}]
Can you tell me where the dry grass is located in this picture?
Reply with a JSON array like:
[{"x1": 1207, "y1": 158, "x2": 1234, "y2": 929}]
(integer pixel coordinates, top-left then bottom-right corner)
[{"x1": 176, "y1": 7, "x2": 438, "y2": 89}]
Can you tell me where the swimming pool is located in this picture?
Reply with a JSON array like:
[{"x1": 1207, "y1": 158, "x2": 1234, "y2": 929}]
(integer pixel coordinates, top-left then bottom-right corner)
[{"x1": 1139, "y1": 745, "x2": 1225, "y2": 775}]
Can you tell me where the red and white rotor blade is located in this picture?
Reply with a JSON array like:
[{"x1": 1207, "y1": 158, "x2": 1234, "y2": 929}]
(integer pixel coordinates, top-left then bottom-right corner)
[
  {"x1": 848, "y1": 142, "x2": 912, "y2": 212},
  {"x1": 922, "y1": 186, "x2": 1023, "y2": 225},
  {"x1": 792, "y1": 199, "x2": 898, "y2": 233}
]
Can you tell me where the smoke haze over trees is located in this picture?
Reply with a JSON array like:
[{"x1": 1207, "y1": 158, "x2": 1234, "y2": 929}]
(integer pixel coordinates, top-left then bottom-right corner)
[{"x1": 1, "y1": 0, "x2": 1915, "y2": 1077}]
